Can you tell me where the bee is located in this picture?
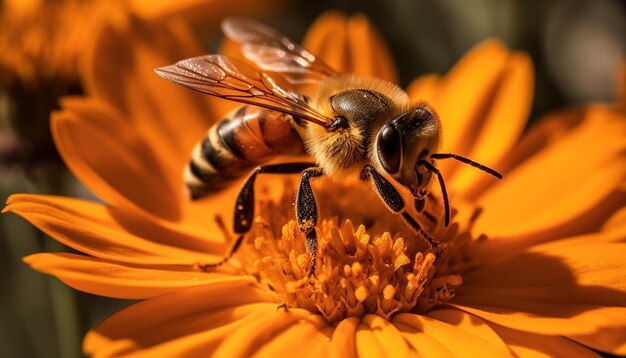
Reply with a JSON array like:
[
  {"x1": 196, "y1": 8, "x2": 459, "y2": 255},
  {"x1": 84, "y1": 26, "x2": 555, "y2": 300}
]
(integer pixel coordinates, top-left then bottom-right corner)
[{"x1": 155, "y1": 18, "x2": 501, "y2": 275}]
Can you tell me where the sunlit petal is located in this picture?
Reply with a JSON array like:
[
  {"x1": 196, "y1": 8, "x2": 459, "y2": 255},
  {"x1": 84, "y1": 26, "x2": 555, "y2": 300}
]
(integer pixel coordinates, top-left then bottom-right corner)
[
  {"x1": 52, "y1": 98, "x2": 183, "y2": 220},
  {"x1": 329, "y1": 317, "x2": 359, "y2": 358},
  {"x1": 81, "y1": 14, "x2": 214, "y2": 183},
  {"x1": 24, "y1": 253, "x2": 251, "y2": 299},
  {"x1": 252, "y1": 315, "x2": 331, "y2": 357},
  {"x1": 392, "y1": 313, "x2": 512, "y2": 356},
  {"x1": 426, "y1": 309, "x2": 510, "y2": 352},
  {"x1": 435, "y1": 40, "x2": 510, "y2": 157},
  {"x1": 407, "y1": 74, "x2": 440, "y2": 105},
  {"x1": 602, "y1": 205, "x2": 626, "y2": 234},
  {"x1": 211, "y1": 307, "x2": 314, "y2": 357},
  {"x1": 345, "y1": 13, "x2": 397, "y2": 83},
  {"x1": 302, "y1": 11, "x2": 397, "y2": 82},
  {"x1": 455, "y1": 234, "x2": 626, "y2": 337},
  {"x1": 359, "y1": 315, "x2": 410, "y2": 357},
  {"x1": 474, "y1": 106, "x2": 626, "y2": 239},
  {"x1": 4, "y1": 194, "x2": 222, "y2": 264},
  {"x1": 448, "y1": 52, "x2": 533, "y2": 193},
  {"x1": 302, "y1": 11, "x2": 348, "y2": 74},
  {"x1": 488, "y1": 323, "x2": 600, "y2": 358},
  {"x1": 570, "y1": 326, "x2": 626, "y2": 356},
  {"x1": 84, "y1": 282, "x2": 276, "y2": 357}
]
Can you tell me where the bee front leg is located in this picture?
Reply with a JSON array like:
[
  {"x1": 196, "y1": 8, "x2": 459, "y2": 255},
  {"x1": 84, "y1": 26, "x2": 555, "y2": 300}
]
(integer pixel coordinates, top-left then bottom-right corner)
[
  {"x1": 295, "y1": 167, "x2": 324, "y2": 277},
  {"x1": 199, "y1": 162, "x2": 315, "y2": 271},
  {"x1": 414, "y1": 197, "x2": 438, "y2": 226},
  {"x1": 360, "y1": 165, "x2": 440, "y2": 251}
]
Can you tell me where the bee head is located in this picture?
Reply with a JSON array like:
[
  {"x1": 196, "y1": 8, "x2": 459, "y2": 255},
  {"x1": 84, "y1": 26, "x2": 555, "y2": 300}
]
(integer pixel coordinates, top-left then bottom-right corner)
[{"x1": 374, "y1": 104, "x2": 440, "y2": 197}]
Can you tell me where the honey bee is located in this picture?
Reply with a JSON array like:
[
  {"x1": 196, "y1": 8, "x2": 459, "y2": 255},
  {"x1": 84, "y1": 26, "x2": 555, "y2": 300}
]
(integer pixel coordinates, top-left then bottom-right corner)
[{"x1": 155, "y1": 18, "x2": 501, "y2": 275}]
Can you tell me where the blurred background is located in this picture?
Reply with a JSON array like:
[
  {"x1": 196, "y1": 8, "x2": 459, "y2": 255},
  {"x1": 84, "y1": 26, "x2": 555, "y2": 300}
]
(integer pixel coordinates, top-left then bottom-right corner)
[{"x1": 1, "y1": 0, "x2": 624, "y2": 356}]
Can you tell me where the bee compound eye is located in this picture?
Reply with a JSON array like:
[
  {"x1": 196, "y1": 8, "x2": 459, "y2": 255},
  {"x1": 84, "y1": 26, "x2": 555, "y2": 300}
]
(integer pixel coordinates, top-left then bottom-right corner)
[{"x1": 377, "y1": 124, "x2": 402, "y2": 174}]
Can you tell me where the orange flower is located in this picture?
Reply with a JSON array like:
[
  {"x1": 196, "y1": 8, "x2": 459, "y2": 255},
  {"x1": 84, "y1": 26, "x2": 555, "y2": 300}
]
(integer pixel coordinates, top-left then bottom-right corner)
[{"x1": 5, "y1": 11, "x2": 626, "y2": 357}]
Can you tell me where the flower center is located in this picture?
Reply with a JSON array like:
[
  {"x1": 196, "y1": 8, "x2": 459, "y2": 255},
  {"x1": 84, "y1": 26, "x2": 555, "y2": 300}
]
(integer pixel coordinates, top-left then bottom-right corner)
[{"x1": 228, "y1": 180, "x2": 483, "y2": 324}]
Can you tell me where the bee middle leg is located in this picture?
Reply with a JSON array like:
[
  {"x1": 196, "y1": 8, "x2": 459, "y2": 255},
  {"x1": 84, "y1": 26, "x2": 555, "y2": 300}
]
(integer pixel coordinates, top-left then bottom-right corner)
[
  {"x1": 295, "y1": 167, "x2": 324, "y2": 276},
  {"x1": 360, "y1": 165, "x2": 440, "y2": 250},
  {"x1": 199, "y1": 162, "x2": 315, "y2": 271}
]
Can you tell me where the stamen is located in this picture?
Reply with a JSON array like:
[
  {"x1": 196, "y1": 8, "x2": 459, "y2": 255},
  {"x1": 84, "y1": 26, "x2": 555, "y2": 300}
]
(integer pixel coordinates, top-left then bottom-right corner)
[{"x1": 226, "y1": 181, "x2": 488, "y2": 324}]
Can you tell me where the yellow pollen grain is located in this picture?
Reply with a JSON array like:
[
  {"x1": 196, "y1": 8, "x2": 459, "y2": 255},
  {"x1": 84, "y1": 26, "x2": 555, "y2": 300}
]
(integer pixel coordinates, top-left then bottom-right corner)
[
  {"x1": 318, "y1": 273, "x2": 329, "y2": 284},
  {"x1": 357, "y1": 234, "x2": 370, "y2": 256},
  {"x1": 285, "y1": 281, "x2": 299, "y2": 294},
  {"x1": 448, "y1": 275, "x2": 463, "y2": 286},
  {"x1": 383, "y1": 284, "x2": 396, "y2": 300},
  {"x1": 343, "y1": 264, "x2": 352, "y2": 276},
  {"x1": 352, "y1": 262, "x2": 363, "y2": 276},
  {"x1": 393, "y1": 237, "x2": 405, "y2": 255},
  {"x1": 296, "y1": 253, "x2": 309, "y2": 268},
  {"x1": 368, "y1": 275, "x2": 380, "y2": 287},
  {"x1": 355, "y1": 285, "x2": 368, "y2": 302},
  {"x1": 377, "y1": 232, "x2": 393, "y2": 253},
  {"x1": 394, "y1": 254, "x2": 410, "y2": 269}
]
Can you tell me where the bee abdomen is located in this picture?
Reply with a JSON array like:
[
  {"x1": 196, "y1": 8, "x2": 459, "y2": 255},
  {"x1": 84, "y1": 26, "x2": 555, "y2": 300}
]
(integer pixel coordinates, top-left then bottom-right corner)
[{"x1": 185, "y1": 106, "x2": 304, "y2": 199}]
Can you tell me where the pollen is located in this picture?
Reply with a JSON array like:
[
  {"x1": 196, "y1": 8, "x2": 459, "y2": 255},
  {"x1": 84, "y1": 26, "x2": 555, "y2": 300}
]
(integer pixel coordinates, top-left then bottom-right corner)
[{"x1": 232, "y1": 181, "x2": 485, "y2": 324}]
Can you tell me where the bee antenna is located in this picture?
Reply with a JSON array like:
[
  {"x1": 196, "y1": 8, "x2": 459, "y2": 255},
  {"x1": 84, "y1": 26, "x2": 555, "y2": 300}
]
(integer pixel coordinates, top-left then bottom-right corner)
[
  {"x1": 430, "y1": 153, "x2": 502, "y2": 179},
  {"x1": 420, "y1": 160, "x2": 450, "y2": 227}
]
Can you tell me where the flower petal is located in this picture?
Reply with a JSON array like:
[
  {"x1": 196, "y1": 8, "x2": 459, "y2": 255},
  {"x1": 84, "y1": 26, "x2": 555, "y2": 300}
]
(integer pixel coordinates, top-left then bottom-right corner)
[
  {"x1": 252, "y1": 315, "x2": 331, "y2": 357},
  {"x1": 52, "y1": 98, "x2": 183, "y2": 220},
  {"x1": 426, "y1": 309, "x2": 510, "y2": 353},
  {"x1": 302, "y1": 11, "x2": 348, "y2": 74},
  {"x1": 72, "y1": 13, "x2": 295, "y2": 233},
  {"x1": 474, "y1": 105, "x2": 626, "y2": 239},
  {"x1": 345, "y1": 13, "x2": 398, "y2": 83},
  {"x1": 358, "y1": 315, "x2": 410, "y2": 357},
  {"x1": 4, "y1": 194, "x2": 222, "y2": 264},
  {"x1": 393, "y1": 324, "x2": 452, "y2": 357},
  {"x1": 355, "y1": 322, "x2": 385, "y2": 357},
  {"x1": 461, "y1": 107, "x2": 585, "y2": 201},
  {"x1": 94, "y1": 306, "x2": 261, "y2": 357},
  {"x1": 434, "y1": 40, "x2": 510, "y2": 157},
  {"x1": 302, "y1": 11, "x2": 397, "y2": 82},
  {"x1": 454, "y1": 234, "x2": 626, "y2": 338},
  {"x1": 392, "y1": 313, "x2": 512, "y2": 356},
  {"x1": 24, "y1": 253, "x2": 251, "y2": 299},
  {"x1": 52, "y1": 97, "x2": 244, "y2": 240},
  {"x1": 570, "y1": 326, "x2": 626, "y2": 356},
  {"x1": 603, "y1": 206, "x2": 626, "y2": 234},
  {"x1": 84, "y1": 281, "x2": 275, "y2": 357},
  {"x1": 448, "y1": 51, "x2": 533, "y2": 194},
  {"x1": 211, "y1": 307, "x2": 314, "y2": 357},
  {"x1": 81, "y1": 14, "x2": 214, "y2": 187},
  {"x1": 330, "y1": 317, "x2": 359, "y2": 358},
  {"x1": 488, "y1": 323, "x2": 600, "y2": 358},
  {"x1": 407, "y1": 74, "x2": 440, "y2": 105}
]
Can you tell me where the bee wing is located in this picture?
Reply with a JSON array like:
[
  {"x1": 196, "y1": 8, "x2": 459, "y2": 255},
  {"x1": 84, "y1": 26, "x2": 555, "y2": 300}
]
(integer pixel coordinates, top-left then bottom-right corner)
[
  {"x1": 154, "y1": 54, "x2": 331, "y2": 127},
  {"x1": 222, "y1": 17, "x2": 339, "y2": 84}
]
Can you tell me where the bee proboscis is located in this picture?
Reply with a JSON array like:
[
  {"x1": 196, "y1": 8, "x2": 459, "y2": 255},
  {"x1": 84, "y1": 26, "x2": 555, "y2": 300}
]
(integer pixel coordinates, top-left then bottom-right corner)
[{"x1": 155, "y1": 18, "x2": 502, "y2": 275}]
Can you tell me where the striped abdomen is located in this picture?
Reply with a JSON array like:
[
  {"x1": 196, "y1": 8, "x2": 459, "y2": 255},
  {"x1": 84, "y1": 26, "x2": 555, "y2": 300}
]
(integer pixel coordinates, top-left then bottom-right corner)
[{"x1": 185, "y1": 105, "x2": 306, "y2": 199}]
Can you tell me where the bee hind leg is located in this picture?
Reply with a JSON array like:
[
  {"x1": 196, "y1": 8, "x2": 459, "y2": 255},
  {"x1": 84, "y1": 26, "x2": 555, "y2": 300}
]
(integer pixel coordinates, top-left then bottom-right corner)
[
  {"x1": 360, "y1": 165, "x2": 441, "y2": 253},
  {"x1": 200, "y1": 162, "x2": 315, "y2": 271}
]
